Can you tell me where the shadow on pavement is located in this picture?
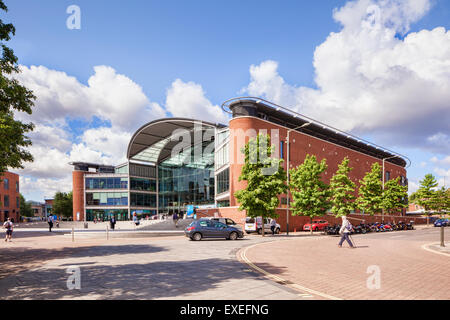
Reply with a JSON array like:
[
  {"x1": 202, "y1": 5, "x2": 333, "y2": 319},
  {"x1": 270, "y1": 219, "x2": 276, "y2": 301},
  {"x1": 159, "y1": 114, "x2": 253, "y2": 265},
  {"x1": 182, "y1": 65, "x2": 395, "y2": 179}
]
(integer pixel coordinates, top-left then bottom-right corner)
[
  {"x1": 0, "y1": 244, "x2": 165, "y2": 280},
  {"x1": 0, "y1": 257, "x2": 271, "y2": 300}
]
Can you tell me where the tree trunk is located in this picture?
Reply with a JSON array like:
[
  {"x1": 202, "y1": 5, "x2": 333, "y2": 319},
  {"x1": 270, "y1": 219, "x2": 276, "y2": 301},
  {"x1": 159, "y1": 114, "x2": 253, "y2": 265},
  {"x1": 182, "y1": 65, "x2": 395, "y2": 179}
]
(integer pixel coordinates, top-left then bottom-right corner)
[
  {"x1": 310, "y1": 217, "x2": 313, "y2": 235},
  {"x1": 262, "y1": 217, "x2": 265, "y2": 237}
]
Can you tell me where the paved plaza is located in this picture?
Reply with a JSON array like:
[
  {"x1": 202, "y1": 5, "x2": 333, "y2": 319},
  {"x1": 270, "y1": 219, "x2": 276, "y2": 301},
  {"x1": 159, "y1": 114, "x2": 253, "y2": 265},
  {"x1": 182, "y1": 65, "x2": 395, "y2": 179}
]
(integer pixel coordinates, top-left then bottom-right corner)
[{"x1": 0, "y1": 226, "x2": 448, "y2": 300}]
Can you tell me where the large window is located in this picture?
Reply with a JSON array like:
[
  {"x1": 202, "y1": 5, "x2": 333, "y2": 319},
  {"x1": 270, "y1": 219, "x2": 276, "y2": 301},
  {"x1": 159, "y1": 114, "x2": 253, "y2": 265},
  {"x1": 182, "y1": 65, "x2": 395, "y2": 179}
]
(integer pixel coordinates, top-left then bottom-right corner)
[
  {"x1": 15, "y1": 181, "x2": 19, "y2": 192},
  {"x1": 4, "y1": 195, "x2": 9, "y2": 207},
  {"x1": 158, "y1": 140, "x2": 215, "y2": 213},
  {"x1": 3, "y1": 178, "x2": 9, "y2": 190},
  {"x1": 86, "y1": 209, "x2": 128, "y2": 221},
  {"x1": 85, "y1": 177, "x2": 128, "y2": 190},
  {"x1": 216, "y1": 168, "x2": 229, "y2": 195},
  {"x1": 86, "y1": 192, "x2": 128, "y2": 206},
  {"x1": 130, "y1": 178, "x2": 156, "y2": 192},
  {"x1": 130, "y1": 193, "x2": 157, "y2": 207}
]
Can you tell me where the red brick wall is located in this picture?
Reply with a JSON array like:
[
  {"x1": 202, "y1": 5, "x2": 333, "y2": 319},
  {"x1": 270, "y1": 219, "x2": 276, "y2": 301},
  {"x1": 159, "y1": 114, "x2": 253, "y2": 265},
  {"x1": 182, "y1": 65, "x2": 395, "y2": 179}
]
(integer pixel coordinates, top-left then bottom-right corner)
[
  {"x1": 224, "y1": 116, "x2": 408, "y2": 231},
  {"x1": 0, "y1": 172, "x2": 20, "y2": 222},
  {"x1": 72, "y1": 171, "x2": 85, "y2": 221},
  {"x1": 198, "y1": 207, "x2": 427, "y2": 232}
]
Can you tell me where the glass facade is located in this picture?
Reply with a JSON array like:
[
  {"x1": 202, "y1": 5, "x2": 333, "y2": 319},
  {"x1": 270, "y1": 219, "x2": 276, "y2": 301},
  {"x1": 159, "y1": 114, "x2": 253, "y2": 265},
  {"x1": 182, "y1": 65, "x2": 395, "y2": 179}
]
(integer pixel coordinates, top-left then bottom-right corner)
[
  {"x1": 130, "y1": 193, "x2": 157, "y2": 207},
  {"x1": 85, "y1": 177, "x2": 128, "y2": 190},
  {"x1": 216, "y1": 168, "x2": 229, "y2": 195},
  {"x1": 130, "y1": 178, "x2": 156, "y2": 192},
  {"x1": 158, "y1": 141, "x2": 215, "y2": 214},
  {"x1": 115, "y1": 164, "x2": 128, "y2": 174},
  {"x1": 86, "y1": 192, "x2": 128, "y2": 206},
  {"x1": 86, "y1": 209, "x2": 128, "y2": 221}
]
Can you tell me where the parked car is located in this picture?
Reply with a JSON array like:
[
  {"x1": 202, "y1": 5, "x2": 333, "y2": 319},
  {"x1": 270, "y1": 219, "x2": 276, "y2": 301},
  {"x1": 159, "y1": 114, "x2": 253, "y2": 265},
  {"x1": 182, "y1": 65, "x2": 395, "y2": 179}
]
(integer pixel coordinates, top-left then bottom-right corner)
[
  {"x1": 434, "y1": 219, "x2": 449, "y2": 227},
  {"x1": 244, "y1": 217, "x2": 281, "y2": 234},
  {"x1": 208, "y1": 217, "x2": 240, "y2": 228},
  {"x1": 303, "y1": 220, "x2": 329, "y2": 232},
  {"x1": 185, "y1": 219, "x2": 244, "y2": 241}
]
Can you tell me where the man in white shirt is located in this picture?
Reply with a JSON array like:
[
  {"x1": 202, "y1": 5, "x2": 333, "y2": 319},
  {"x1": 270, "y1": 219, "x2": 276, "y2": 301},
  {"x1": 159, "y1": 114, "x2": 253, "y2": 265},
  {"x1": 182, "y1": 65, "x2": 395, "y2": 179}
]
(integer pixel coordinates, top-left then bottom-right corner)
[
  {"x1": 3, "y1": 218, "x2": 13, "y2": 242},
  {"x1": 338, "y1": 216, "x2": 355, "y2": 248},
  {"x1": 270, "y1": 218, "x2": 277, "y2": 235}
]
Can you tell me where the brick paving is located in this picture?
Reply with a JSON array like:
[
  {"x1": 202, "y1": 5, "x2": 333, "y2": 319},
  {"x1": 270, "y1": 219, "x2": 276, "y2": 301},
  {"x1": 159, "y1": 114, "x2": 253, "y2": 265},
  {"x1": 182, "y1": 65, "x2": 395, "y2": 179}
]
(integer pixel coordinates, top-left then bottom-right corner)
[
  {"x1": 242, "y1": 227, "x2": 450, "y2": 300},
  {"x1": 0, "y1": 232, "x2": 303, "y2": 300}
]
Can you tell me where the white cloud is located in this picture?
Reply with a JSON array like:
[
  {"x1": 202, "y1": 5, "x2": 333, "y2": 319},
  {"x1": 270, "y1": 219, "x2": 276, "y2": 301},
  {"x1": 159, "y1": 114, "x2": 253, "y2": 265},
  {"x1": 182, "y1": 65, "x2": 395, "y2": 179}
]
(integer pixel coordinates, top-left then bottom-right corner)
[
  {"x1": 15, "y1": 65, "x2": 167, "y2": 130},
  {"x1": 166, "y1": 79, "x2": 229, "y2": 124},
  {"x1": 430, "y1": 156, "x2": 450, "y2": 166},
  {"x1": 20, "y1": 176, "x2": 72, "y2": 200},
  {"x1": 242, "y1": 0, "x2": 450, "y2": 154}
]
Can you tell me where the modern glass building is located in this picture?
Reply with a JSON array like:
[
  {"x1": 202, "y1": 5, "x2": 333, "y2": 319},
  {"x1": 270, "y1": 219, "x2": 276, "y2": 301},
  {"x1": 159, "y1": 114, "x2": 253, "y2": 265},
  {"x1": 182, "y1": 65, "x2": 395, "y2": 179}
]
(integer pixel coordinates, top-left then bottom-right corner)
[
  {"x1": 71, "y1": 118, "x2": 226, "y2": 221},
  {"x1": 71, "y1": 98, "x2": 409, "y2": 228}
]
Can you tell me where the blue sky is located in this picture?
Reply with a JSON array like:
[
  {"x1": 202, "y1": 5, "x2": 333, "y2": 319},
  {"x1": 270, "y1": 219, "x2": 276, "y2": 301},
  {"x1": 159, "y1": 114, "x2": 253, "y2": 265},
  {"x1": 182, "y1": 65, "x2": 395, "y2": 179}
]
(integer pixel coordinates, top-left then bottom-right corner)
[{"x1": 3, "y1": 0, "x2": 450, "y2": 201}]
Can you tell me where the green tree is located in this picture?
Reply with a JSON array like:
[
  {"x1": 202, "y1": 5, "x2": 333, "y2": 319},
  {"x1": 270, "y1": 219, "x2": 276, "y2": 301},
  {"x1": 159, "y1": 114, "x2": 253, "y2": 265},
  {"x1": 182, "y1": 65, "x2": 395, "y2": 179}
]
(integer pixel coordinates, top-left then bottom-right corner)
[
  {"x1": 329, "y1": 157, "x2": 356, "y2": 218},
  {"x1": 234, "y1": 134, "x2": 287, "y2": 236},
  {"x1": 19, "y1": 193, "x2": 33, "y2": 217},
  {"x1": 289, "y1": 154, "x2": 331, "y2": 235},
  {"x1": 0, "y1": 0, "x2": 35, "y2": 175},
  {"x1": 356, "y1": 162, "x2": 383, "y2": 215},
  {"x1": 415, "y1": 174, "x2": 438, "y2": 213},
  {"x1": 381, "y1": 177, "x2": 408, "y2": 214},
  {"x1": 430, "y1": 187, "x2": 449, "y2": 215},
  {"x1": 53, "y1": 191, "x2": 73, "y2": 218}
]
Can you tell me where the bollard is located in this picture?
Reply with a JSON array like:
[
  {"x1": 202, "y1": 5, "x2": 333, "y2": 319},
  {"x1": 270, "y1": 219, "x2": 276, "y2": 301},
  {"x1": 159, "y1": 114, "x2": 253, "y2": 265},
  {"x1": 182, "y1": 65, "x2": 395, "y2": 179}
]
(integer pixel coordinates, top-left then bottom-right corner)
[
  {"x1": 72, "y1": 227, "x2": 74, "y2": 242},
  {"x1": 441, "y1": 226, "x2": 445, "y2": 247},
  {"x1": 106, "y1": 225, "x2": 109, "y2": 240}
]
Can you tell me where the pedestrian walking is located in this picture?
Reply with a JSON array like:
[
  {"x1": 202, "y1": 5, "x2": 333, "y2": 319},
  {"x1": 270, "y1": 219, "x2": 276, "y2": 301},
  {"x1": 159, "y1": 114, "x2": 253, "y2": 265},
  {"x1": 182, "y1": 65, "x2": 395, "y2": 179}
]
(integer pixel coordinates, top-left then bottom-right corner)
[
  {"x1": 132, "y1": 212, "x2": 140, "y2": 226},
  {"x1": 110, "y1": 215, "x2": 117, "y2": 230},
  {"x1": 173, "y1": 212, "x2": 179, "y2": 228},
  {"x1": 3, "y1": 218, "x2": 13, "y2": 242},
  {"x1": 47, "y1": 216, "x2": 53, "y2": 232},
  {"x1": 338, "y1": 216, "x2": 355, "y2": 248},
  {"x1": 270, "y1": 218, "x2": 277, "y2": 235}
]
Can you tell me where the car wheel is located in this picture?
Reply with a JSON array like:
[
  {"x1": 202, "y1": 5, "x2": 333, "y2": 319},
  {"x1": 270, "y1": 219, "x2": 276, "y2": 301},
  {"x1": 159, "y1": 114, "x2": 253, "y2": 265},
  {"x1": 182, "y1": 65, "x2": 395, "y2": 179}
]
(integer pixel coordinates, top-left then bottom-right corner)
[
  {"x1": 192, "y1": 232, "x2": 202, "y2": 241},
  {"x1": 229, "y1": 232, "x2": 238, "y2": 240},
  {"x1": 275, "y1": 228, "x2": 280, "y2": 234},
  {"x1": 314, "y1": 227, "x2": 319, "y2": 231},
  {"x1": 257, "y1": 228, "x2": 262, "y2": 235}
]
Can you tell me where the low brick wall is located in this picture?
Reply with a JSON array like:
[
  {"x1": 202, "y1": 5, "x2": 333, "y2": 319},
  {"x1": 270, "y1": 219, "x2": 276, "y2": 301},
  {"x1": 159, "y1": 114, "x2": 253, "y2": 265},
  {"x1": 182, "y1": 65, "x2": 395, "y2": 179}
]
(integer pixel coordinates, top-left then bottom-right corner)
[{"x1": 196, "y1": 207, "x2": 430, "y2": 232}]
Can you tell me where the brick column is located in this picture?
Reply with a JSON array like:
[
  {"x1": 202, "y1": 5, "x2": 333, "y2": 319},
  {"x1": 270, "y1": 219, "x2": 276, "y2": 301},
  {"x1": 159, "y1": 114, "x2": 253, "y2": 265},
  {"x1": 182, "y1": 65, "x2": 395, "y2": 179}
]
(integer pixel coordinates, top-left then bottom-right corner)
[{"x1": 72, "y1": 170, "x2": 85, "y2": 221}]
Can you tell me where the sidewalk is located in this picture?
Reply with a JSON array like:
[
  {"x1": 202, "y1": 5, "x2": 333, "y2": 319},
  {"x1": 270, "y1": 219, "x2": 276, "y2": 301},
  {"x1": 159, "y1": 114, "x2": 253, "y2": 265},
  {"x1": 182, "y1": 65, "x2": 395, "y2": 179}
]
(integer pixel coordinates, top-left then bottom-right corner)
[{"x1": 238, "y1": 230, "x2": 450, "y2": 300}]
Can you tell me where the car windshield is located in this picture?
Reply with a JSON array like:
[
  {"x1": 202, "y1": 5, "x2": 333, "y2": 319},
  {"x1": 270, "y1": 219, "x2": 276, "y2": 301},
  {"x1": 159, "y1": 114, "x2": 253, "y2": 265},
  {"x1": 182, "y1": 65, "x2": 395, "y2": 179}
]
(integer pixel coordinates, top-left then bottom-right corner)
[{"x1": 246, "y1": 218, "x2": 255, "y2": 223}]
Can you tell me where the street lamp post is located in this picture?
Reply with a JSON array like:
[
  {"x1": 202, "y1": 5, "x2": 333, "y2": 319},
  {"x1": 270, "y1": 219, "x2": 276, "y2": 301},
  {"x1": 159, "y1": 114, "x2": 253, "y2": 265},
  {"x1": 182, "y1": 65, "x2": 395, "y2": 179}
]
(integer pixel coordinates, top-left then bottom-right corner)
[
  {"x1": 382, "y1": 155, "x2": 399, "y2": 223},
  {"x1": 286, "y1": 122, "x2": 311, "y2": 235}
]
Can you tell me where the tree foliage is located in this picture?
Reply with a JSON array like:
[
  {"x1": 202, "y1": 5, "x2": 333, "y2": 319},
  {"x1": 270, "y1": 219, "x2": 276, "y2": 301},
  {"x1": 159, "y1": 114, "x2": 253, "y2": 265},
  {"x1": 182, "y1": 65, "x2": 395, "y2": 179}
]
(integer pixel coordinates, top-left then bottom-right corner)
[
  {"x1": 53, "y1": 191, "x2": 73, "y2": 218},
  {"x1": 356, "y1": 162, "x2": 383, "y2": 215},
  {"x1": 234, "y1": 134, "x2": 287, "y2": 232},
  {"x1": 381, "y1": 177, "x2": 408, "y2": 214},
  {"x1": 415, "y1": 174, "x2": 438, "y2": 213},
  {"x1": 19, "y1": 193, "x2": 33, "y2": 217},
  {"x1": 289, "y1": 154, "x2": 331, "y2": 233},
  {"x1": 329, "y1": 157, "x2": 356, "y2": 218},
  {"x1": 0, "y1": 0, "x2": 35, "y2": 174},
  {"x1": 430, "y1": 187, "x2": 449, "y2": 214}
]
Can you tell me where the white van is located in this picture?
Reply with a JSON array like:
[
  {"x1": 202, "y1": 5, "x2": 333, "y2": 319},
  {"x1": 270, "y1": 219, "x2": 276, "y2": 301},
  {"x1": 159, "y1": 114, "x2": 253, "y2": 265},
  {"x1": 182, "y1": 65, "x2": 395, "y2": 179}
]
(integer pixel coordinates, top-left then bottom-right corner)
[{"x1": 244, "y1": 217, "x2": 280, "y2": 234}]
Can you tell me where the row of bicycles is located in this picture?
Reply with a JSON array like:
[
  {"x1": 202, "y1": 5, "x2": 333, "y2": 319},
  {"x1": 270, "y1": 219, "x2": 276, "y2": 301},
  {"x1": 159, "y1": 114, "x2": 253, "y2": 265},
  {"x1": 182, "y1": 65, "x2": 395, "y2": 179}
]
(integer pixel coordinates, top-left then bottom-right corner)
[{"x1": 325, "y1": 221, "x2": 415, "y2": 235}]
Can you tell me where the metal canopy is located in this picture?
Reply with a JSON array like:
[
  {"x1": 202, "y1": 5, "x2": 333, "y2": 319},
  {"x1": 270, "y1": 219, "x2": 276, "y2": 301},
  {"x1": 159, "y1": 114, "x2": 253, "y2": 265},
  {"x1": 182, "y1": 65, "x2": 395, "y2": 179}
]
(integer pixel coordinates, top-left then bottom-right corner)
[{"x1": 127, "y1": 118, "x2": 226, "y2": 165}]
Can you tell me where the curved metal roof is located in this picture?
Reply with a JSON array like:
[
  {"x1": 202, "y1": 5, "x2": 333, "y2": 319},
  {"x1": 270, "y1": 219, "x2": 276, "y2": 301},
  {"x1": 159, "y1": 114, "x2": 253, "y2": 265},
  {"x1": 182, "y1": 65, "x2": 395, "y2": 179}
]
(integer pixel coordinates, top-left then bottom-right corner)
[
  {"x1": 222, "y1": 97, "x2": 410, "y2": 168},
  {"x1": 127, "y1": 118, "x2": 226, "y2": 165}
]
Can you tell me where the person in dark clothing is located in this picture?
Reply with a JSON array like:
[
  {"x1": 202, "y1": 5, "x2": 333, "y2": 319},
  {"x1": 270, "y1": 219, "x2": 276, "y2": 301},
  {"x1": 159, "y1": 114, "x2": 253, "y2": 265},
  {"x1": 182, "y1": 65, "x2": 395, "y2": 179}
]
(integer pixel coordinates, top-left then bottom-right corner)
[
  {"x1": 47, "y1": 216, "x2": 53, "y2": 232},
  {"x1": 110, "y1": 216, "x2": 116, "y2": 230},
  {"x1": 173, "y1": 212, "x2": 179, "y2": 228}
]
